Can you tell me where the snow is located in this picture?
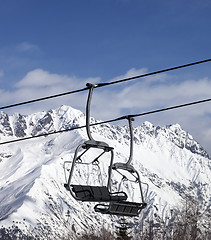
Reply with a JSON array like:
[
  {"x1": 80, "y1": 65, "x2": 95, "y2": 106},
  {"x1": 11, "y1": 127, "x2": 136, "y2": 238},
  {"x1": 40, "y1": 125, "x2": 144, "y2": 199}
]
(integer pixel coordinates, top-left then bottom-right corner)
[{"x1": 0, "y1": 105, "x2": 210, "y2": 238}]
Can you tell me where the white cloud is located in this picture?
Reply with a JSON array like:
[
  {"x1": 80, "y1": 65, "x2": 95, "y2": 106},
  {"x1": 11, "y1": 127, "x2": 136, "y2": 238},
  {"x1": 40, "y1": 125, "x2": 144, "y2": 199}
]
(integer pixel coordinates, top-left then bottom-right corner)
[
  {"x1": 92, "y1": 72, "x2": 211, "y2": 120},
  {"x1": 16, "y1": 69, "x2": 68, "y2": 88},
  {"x1": 0, "y1": 68, "x2": 100, "y2": 114},
  {"x1": 15, "y1": 69, "x2": 100, "y2": 89},
  {"x1": 90, "y1": 69, "x2": 211, "y2": 155},
  {"x1": 0, "y1": 67, "x2": 210, "y2": 155}
]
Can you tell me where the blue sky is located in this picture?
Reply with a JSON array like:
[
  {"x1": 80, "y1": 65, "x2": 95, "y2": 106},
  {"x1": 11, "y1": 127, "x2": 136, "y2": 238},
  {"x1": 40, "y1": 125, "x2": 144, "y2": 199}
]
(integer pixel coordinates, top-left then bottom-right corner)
[{"x1": 0, "y1": 0, "x2": 211, "y2": 154}]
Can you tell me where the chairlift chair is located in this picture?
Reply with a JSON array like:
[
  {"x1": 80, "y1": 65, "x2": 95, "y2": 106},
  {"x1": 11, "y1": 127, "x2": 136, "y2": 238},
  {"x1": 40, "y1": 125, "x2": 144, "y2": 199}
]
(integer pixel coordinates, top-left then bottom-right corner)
[
  {"x1": 64, "y1": 83, "x2": 127, "y2": 202},
  {"x1": 94, "y1": 117, "x2": 148, "y2": 217}
]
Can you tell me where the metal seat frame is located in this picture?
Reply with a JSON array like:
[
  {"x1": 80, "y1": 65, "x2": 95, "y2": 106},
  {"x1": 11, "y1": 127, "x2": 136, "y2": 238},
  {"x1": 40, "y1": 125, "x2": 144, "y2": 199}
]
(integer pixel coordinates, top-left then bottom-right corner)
[
  {"x1": 94, "y1": 117, "x2": 147, "y2": 216},
  {"x1": 64, "y1": 83, "x2": 126, "y2": 202}
]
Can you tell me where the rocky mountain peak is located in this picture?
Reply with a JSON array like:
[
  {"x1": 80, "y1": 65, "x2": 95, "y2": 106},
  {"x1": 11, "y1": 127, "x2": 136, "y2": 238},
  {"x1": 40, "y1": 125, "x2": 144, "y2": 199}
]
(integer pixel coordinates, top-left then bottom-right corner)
[
  {"x1": 0, "y1": 106, "x2": 209, "y2": 160},
  {"x1": 0, "y1": 105, "x2": 210, "y2": 239}
]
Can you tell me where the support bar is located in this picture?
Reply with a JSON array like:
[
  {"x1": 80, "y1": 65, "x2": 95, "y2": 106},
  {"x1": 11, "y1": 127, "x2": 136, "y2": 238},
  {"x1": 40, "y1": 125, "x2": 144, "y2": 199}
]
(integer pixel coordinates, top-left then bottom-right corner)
[{"x1": 86, "y1": 83, "x2": 96, "y2": 141}]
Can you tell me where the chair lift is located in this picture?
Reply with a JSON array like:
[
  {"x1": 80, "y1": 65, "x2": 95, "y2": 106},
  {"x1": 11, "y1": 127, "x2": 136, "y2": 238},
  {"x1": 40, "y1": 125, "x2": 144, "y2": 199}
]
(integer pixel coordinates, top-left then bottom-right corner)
[
  {"x1": 94, "y1": 117, "x2": 148, "y2": 217},
  {"x1": 64, "y1": 83, "x2": 127, "y2": 202}
]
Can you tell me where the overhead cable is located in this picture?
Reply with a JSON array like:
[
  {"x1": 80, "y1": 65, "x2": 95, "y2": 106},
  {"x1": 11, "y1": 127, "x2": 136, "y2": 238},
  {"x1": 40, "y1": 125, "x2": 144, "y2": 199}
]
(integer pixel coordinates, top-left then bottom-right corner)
[
  {"x1": 96, "y1": 58, "x2": 211, "y2": 87},
  {"x1": 0, "y1": 58, "x2": 210, "y2": 111},
  {"x1": 121, "y1": 97, "x2": 211, "y2": 119},
  {"x1": 0, "y1": 97, "x2": 210, "y2": 146},
  {"x1": 0, "y1": 87, "x2": 88, "y2": 111}
]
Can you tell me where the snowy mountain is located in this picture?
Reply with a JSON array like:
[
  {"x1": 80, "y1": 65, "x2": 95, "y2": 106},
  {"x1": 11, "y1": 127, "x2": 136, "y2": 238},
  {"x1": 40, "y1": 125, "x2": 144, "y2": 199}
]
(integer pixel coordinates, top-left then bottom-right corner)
[{"x1": 0, "y1": 105, "x2": 210, "y2": 239}]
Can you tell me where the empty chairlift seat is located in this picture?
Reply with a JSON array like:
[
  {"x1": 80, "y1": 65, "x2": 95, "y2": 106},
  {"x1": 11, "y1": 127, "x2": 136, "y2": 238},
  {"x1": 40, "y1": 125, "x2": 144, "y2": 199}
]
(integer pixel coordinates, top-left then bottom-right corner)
[
  {"x1": 94, "y1": 201, "x2": 147, "y2": 217},
  {"x1": 64, "y1": 83, "x2": 125, "y2": 202},
  {"x1": 93, "y1": 117, "x2": 148, "y2": 217},
  {"x1": 64, "y1": 184, "x2": 127, "y2": 202}
]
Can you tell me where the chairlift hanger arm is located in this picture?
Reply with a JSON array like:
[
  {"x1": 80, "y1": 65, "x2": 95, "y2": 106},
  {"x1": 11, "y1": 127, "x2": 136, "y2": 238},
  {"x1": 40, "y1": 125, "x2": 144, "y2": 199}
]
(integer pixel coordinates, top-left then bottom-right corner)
[
  {"x1": 112, "y1": 116, "x2": 134, "y2": 170},
  {"x1": 127, "y1": 116, "x2": 134, "y2": 165},
  {"x1": 85, "y1": 83, "x2": 113, "y2": 151},
  {"x1": 86, "y1": 83, "x2": 96, "y2": 141}
]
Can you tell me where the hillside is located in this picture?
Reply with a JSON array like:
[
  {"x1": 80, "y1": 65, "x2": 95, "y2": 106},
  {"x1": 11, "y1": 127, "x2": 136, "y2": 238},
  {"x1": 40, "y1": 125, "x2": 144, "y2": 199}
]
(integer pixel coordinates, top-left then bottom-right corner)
[{"x1": 0, "y1": 105, "x2": 210, "y2": 239}]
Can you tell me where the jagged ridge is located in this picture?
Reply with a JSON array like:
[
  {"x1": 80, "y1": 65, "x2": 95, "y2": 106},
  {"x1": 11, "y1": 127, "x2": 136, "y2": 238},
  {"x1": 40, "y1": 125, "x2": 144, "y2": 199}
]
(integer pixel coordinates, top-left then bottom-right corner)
[
  {"x1": 0, "y1": 105, "x2": 210, "y2": 239},
  {"x1": 0, "y1": 105, "x2": 209, "y2": 159}
]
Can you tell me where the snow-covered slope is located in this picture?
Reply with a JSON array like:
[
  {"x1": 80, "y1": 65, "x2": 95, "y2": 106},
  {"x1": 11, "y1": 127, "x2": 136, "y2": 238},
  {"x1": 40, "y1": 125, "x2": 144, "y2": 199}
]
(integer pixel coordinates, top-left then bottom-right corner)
[{"x1": 0, "y1": 105, "x2": 210, "y2": 239}]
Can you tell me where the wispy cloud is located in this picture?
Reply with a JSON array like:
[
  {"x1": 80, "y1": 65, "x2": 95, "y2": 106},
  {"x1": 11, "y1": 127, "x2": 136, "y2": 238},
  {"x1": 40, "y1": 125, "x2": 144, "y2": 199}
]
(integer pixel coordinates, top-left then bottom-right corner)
[
  {"x1": 0, "y1": 70, "x2": 4, "y2": 78},
  {"x1": 15, "y1": 42, "x2": 39, "y2": 53},
  {"x1": 0, "y1": 42, "x2": 40, "y2": 55},
  {"x1": 0, "y1": 42, "x2": 41, "y2": 85}
]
